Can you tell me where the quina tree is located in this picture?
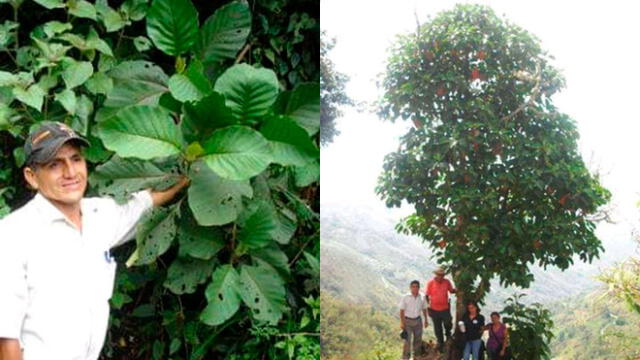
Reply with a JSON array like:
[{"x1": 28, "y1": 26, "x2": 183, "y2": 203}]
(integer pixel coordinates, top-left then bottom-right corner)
[{"x1": 376, "y1": 4, "x2": 610, "y2": 359}]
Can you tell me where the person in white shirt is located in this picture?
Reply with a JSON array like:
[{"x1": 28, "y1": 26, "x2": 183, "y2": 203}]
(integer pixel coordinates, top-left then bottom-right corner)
[
  {"x1": 399, "y1": 280, "x2": 429, "y2": 359},
  {"x1": 0, "y1": 122, "x2": 189, "y2": 360}
]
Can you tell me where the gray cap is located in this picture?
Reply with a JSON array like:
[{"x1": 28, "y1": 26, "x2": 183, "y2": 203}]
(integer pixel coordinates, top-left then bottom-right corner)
[{"x1": 24, "y1": 122, "x2": 90, "y2": 166}]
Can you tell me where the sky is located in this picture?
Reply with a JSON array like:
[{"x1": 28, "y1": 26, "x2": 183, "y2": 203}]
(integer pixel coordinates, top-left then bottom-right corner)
[{"x1": 321, "y1": 0, "x2": 640, "y2": 247}]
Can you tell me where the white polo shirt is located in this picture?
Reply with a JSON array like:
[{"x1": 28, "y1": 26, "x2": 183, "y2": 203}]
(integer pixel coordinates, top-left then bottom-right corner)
[
  {"x1": 399, "y1": 293, "x2": 428, "y2": 319},
  {"x1": 0, "y1": 190, "x2": 153, "y2": 360}
]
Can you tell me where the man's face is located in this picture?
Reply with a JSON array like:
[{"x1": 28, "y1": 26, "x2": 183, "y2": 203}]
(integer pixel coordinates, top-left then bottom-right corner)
[
  {"x1": 410, "y1": 283, "x2": 420, "y2": 295},
  {"x1": 435, "y1": 274, "x2": 444, "y2": 282},
  {"x1": 24, "y1": 143, "x2": 87, "y2": 207}
]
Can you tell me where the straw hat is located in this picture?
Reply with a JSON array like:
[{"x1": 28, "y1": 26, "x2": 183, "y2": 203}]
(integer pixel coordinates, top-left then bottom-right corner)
[{"x1": 433, "y1": 267, "x2": 446, "y2": 276}]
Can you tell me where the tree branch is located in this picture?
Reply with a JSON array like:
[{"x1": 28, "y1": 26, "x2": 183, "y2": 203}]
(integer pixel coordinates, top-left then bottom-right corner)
[{"x1": 501, "y1": 62, "x2": 543, "y2": 122}]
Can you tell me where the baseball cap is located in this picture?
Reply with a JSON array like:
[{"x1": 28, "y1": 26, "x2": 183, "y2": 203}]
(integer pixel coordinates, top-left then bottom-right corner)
[{"x1": 24, "y1": 121, "x2": 90, "y2": 166}]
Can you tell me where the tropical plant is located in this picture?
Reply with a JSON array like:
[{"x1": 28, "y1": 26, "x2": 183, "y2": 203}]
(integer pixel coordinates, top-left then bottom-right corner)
[
  {"x1": 500, "y1": 294, "x2": 554, "y2": 360},
  {"x1": 375, "y1": 4, "x2": 610, "y2": 358},
  {"x1": 0, "y1": 0, "x2": 319, "y2": 358}
]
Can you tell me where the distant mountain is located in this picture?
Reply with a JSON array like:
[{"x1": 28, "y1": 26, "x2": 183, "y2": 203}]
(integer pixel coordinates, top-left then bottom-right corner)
[{"x1": 320, "y1": 201, "x2": 637, "y2": 314}]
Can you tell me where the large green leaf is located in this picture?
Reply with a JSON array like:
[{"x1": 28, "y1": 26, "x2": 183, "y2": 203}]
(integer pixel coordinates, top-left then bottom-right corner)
[
  {"x1": 177, "y1": 220, "x2": 225, "y2": 260},
  {"x1": 91, "y1": 156, "x2": 175, "y2": 202},
  {"x1": 181, "y1": 92, "x2": 235, "y2": 143},
  {"x1": 54, "y1": 88, "x2": 76, "y2": 114},
  {"x1": 252, "y1": 243, "x2": 290, "y2": 277},
  {"x1": 136, "y1": 206, "x2": 177, "y2": 264},
  {"x1": 260, "y1": 115, "x2": 319, "y2": 166},
  {"x1": 146, "y1": 0, "x2": 199, "y2": 56},
  {"x1": 201, "y1": 125, "x2": 272, "y2": 180},
  {"x1": 238, "y1": 201, "x2": 276, "y2": 250},
  {"x1": 294, "y1": 160, "x2": 319, "y2": 187},
  {"x1": 68, "y1": 0, "x2": 97, "y2": 19},
  {"x1": 195, "y1": 1, "x2": 251, "y2": 63},
  {"x1": 62, "y1": 60, "x2": 93, "y2": 89},
  {"x1": 164, "y1": 256, "x2": 213, "y2": 295},
  {"x1": 13, "y1": 84, "x2": 45, "y2": 111},
  {"x1": 96, "y1": 106, "x2": 184, "y2": 160},
  {"x1": 188, "y1": 160, "x2": 253, "y2": 226},
  {"x1": 168, "y1": 74, "x2": 206, "y2": 103},
  {"x1": 238, "y1": 262, "x2": 286, "y2": 325},
  {"x1": 273, "y1": 83, "x2": 320, "y2": 135},
  {"x1": 214, "y1": 64, "x2": 279, "y2": 122},
  {"x1": 105, "y1": 60, "x2": 169, "y2": 108},
  {"x1": 201, "y1": 265, "x2": 241, "y2": 326}
]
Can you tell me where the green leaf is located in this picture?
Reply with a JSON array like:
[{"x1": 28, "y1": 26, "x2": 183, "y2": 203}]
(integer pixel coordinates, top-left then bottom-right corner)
[
  {"x1": 168, "y1": 74, "x2": 206, "y2": 103},
  {"x1": 42, "y1": 21, "x2": 72, "y2": 38},
  {"x1": 146, "y1": 0, "x2": 199, "y2": 56},
  {"x1": 273, "y1": 83, "x2": 320, "y2": 135},
  {"x1": 164, "y1": 256, "x2": 213, "y2": 294},
  {"x1": 62, "y1": 60, "x2": 93, "y2": 89},
  {"x1": 181, "y1": 92, "x2": 235, "y2": 143},
  {"x1": 86, "y1": 27, "x2": 113, "y2": 56},
  {"x1": 294, "y1": 160, "x2": 319, "y2": 187},
  {"x1": 13, "y1": 84, "x2": 45, "y2": 111},
  {"x1": 238, "y1": 201, "x2": 276, "y2": 250},
  {"x1": 96, "y1": 106, "x2": 184, "y2": 160},
  {"x1": 96, "y1": 0, "x2": 126, "y2": 32},
  {"x1": 260, "y1": 115, "x2": 319, "y2": 166},
  {"x1": 68, "y1": 0, "x2": 97, "y2": 19},
  {"x1": 201, "y1": 125, "x2": 272, "y2": 180},
  {"x1": 187, "y1": 160, "x2": 253, "y2": 226},
  {"x1": 201, "y1": 265, "x2": 241, "y2": 326},
  {"x1": 33, "y1": 0, "x2": 64, "y2": 9},
  {"x1": 135, "y1": 206, "x2": 177, "y2": 264},
  {"x1": 74, "y1": 94, "x2": 93, "y2": 134},
  {"x1": 214, "y1": 64, "x2": 279, "y2": 123},
  {"x1": 54, "y1": 88, "x2": 77, "y2": 114},
  {"x1": 91, "y1": 156, "x2": 174, "y2": 201},
  {"x1": 238, "y1": 262, "x2": 286, "y2": 324},
  {"x1": 272, "y1": 209, "x2": 297, "y2": 245},
  {"x1": 195, "y1": 1, "x2": 251, "y2": 63},
  {"x1": 133, "y1": 36, "x2": 152, "y2": 52},
  {"x1": 252, "y1": 243, "x2": 290, "y2": 277},
  {"x1": 177, "y1": 220, "x2": 225, "y2": 260},
  {"x1": 105, "y1": 60, "x2": 169, "y2": 108},
  {"x1": 0, "y1": 71, "x2": 18, "y2": 86},
  {"x1": 85, "y1": 72, "x2": 113, "y2": 95}
]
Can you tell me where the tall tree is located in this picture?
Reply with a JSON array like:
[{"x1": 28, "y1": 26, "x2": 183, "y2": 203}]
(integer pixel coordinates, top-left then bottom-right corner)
[
  {"x1": 320, "y1": 31, "x2": 352, "y2": 146},
  {"x1": 376, "y1": 4, "x2": 610, "y2": 359}
]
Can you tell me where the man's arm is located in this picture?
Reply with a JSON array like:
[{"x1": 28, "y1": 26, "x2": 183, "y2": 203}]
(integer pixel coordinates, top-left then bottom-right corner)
[
  {"x1": 0, "y1": 338, "x2": 21, "y2": 360},
  {"x1": 149, "y1": 176, "x2": 190, "y2": 207},
  {"x1": 399, "y1": 309, "x2": 406, "y2": 330},
  {"x1": 422, "y1": 308, "x2": 428, "y2": 328},
  {"x1": 448, "y1": 280, "x2": 457, "y2": 293}
]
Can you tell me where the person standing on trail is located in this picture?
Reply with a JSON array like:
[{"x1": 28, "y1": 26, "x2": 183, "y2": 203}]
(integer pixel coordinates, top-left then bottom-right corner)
[
  {"x1": 461, "y1": 301, "x2": 485, "y2": 360},
  {"x1": 0, "y1": 122, "x2": 189, "y2": 360},
  {"x1": 399, "y1": 280, "x2": 429, "y2": 359},
  {"x1": 425, "y1": 267, "x2": 457, "y2": 353}
]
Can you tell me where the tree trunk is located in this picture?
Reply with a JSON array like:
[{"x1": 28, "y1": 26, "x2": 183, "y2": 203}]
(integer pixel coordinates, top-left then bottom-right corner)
[{"x1": 445, "y1": 273, "x2": 467, "y2": 360}]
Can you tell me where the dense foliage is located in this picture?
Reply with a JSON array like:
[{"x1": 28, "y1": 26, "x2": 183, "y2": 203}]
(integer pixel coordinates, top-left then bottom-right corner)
[
  {"x1": 0, "y1": 0, "x2": 319, "y2": 359},
  {"x1": 500, "y1": 294, "x2": 553, "y2": 360},
  {"x1": 375, "y1": 4, "x2": 610, "y2": 358}
]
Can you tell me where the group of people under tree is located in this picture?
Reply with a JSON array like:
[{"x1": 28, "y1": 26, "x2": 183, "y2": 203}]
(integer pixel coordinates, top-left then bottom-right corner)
[{"x1": 399, "y1": 268, "x2": 510, "y2": 360}]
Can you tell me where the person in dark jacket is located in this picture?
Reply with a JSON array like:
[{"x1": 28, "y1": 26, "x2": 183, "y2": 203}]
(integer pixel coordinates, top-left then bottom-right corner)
[{"x1": 460, "y1": 301, "x2": 485, "y2": 360}]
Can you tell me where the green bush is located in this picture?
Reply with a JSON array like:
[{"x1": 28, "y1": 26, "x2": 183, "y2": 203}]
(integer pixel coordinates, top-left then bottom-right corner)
[{"x1": 0, "y1": 0, "x2": 319, "y2": 358}]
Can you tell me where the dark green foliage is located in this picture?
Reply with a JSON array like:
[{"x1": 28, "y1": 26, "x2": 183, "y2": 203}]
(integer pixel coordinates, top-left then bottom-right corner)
[{"x1": 320, "y1": 31, "x2": 352, "y2": 146}]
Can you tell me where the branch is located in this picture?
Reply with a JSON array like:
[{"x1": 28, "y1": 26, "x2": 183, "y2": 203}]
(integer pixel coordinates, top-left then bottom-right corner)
[
  {"x1": 234, "y1": 44, "x2": 251, "y2": 64},
  {"x1": 501, "y1": 62, "x2": 543, "y2": 122}
]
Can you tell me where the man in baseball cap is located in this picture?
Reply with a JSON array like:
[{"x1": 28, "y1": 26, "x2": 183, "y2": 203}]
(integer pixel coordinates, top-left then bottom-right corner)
[{"x1": 0, "y1": 121, "x2": 189, "y2": 360}]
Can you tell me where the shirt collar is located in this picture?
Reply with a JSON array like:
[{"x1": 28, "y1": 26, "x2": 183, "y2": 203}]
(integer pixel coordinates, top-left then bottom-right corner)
[{"x1": 32, "y1": 192, "x2": 90, "y2": 226}]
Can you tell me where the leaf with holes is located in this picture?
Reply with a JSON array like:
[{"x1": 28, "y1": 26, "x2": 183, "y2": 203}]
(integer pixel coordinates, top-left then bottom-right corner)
[
  {"x1": 201, "y1": 265, "x2": 241, "y2": 326},
  {"x1": 214, "y1": 64, "x2": 279, "y2": 123},
  {"x1": 273, "y1": 83, "x2": 320, "y2": 136},
  {"x1": 105, "y1": 60, "x2": 169, "y2": 108},
  {"x1": 177, "y1": 220, "x2": 225, "y2": 260},
  {"x1": 146, "y1": 0, "x2": 199, "y2": 56},
  {"x1": 201, "y1": 125, "x2": 272, "y2": 180},
  {"x1": 238, "y1": 201, "x2": 276, "y2": 250},
  {"x1": 195, "y1": 1, "x2": 251, "y2": 63},
  {"x1": 135, "y1": 206, "x2": 177, "y2": 265},
  {"x1": 260, "y1": 115, "x2": 319, "y2": 166},
  {"x1": 188, "y1": 160, "x2": 253, "y2": 226},
  {"x1": 238, "y1": 261, "x2": 286, "y2": 325},
  {"x1": 96, "y1": 105, "x2": 184, "y2": 160},
  {"x1": 91, "y1": 156, "x2": 175, "y2": 201},
  {"x1": 164, "y1": 256, "x2": 213, "y2": 295}
]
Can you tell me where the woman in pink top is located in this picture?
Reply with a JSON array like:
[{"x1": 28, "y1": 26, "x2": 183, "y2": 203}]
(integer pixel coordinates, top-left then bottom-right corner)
[{"x1": 486, "y1": 312, "x2": 510, "y2": 359}]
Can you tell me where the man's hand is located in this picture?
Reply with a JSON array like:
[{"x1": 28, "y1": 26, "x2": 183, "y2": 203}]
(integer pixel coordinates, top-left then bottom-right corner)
[
  {"x1": 0, "y1": 338, "x2": 21, "y2": 360},
  {"x1": 500, "y1": 349, "x2": 505, "y2": 357},
  {"x1": 400, "y1": 321, "x2": 405, "y2": 330},
  {"x1": 150, "y1": 176, "x2": 190, "y2": 207},
  {"x1": 424, "y1": 321, "x2": 429, "y2": 329}
]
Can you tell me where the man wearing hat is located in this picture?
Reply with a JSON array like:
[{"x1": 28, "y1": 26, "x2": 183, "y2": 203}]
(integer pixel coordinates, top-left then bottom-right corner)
[
  {"x1": 426, "y1": 267, "x2": 457, "y2": 353},
  {"x1": 0, "y1": 122, "x2": 189, "y2": 360}
]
